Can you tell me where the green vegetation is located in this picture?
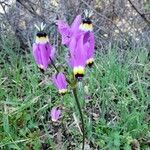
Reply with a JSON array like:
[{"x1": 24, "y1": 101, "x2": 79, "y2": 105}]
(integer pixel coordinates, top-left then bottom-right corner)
[{"x1": 0, "y1": 37, "x2": 149, "y2": 149}]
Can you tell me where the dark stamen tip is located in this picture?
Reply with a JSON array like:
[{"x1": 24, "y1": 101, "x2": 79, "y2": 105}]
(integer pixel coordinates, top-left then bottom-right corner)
[
  {"x1": 75, "y1": 73, "x2": 84, "y2": 79},
  {"x1": 36, "y1": 31, "x2": 47, "y2": 37},
  {"x1": 87, "y1": 62, "x2": 94, "y2": 67},
  {"x1": 83, "y1": 18, "x2": 92, "y2": 24},
  {"x1": 39, "y1": 68, "x2": 45, "y2": 73},
  {"x1": 60, "y1": 92, "x2": 66, "y2": 96}
]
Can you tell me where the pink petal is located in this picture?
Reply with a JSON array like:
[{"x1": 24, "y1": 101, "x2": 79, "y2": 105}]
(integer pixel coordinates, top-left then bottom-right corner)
[{"x1": 50, "y1": 107, "x2": 61, "y2": 122}]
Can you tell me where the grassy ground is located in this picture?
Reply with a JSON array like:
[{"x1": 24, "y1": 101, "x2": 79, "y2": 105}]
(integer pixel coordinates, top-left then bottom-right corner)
[{"x1": 0, "y1": 37, "x2": 150, "y2": 150}]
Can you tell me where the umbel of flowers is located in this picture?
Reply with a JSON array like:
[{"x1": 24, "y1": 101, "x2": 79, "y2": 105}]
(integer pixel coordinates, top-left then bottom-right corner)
[
  {"x1": 32, "y1": 10, "x2": 95, "y2": 150},
  {"x1": 57, "y1": 10, "x2": 95, "y2": 69}
]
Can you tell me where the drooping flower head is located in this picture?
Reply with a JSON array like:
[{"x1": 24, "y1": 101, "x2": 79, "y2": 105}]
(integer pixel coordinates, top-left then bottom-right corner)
[
  {"x1": 50, "y1": 107, "x2": 61, "y2": 122},
  {"x1": 79, "y1": 10, "x2": 93, "y2": 32},
  {"x1": 69, "y1": 34, "x2": 87, "y2": 78},
  {"x1": 56, "y1": 10, "x2": 94, "y2": 51},
  {"x1": 32, "y1": 23, "x2": 55, "y2": 71},
  {"x1": 52, "y1": 72, "x2": 67, "y2": 95},
  {"x1": 57, "y1": 11, "x2": 95, "y2": 73}
]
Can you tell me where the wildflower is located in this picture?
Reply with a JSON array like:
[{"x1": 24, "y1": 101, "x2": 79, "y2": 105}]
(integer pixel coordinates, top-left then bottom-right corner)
[
  {"x1": 32, "y1": 23, "x2": 55, "y2": 71},
  {"x1": 57, "y1": 11, "x2": 95, "y2": 73},
  {"x1": 69, "y1": 35, "x2": 87, "y2": 78},
  {"x1": 52, "y1": 73, "x2": 67, "y2": 95},
  {"x1": 57, "y1": 10, "x2": 94, "y2": 44},
  {"x1": 50, "y1": 107, "x2": 61, "y2": 122}
]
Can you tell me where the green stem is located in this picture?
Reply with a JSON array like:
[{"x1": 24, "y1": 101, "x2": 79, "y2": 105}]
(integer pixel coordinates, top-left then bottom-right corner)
[
  {"x1": 49, "y1": 57, "x2": 59, "y2": 73},
  {"x1": 50, "y1": 57, "x2": 84, "y2": 148},
  {"x1": 72, "y1": 84, "x2": 85, "y2": 150}
]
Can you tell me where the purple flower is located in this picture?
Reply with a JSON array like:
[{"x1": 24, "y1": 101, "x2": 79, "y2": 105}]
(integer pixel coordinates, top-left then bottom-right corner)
[
  {"x1": 69, "y1": 34, "x2": 87, "y2": 78},
  {"x1": 56, "y1": 20, "x2": 71, "y2": 46},
  {"x1": 50, "y1": 107, "x2": 61, "y2": 122},
  {"x1": 56, "y1": 13, "x2": 95, "y2": 75},
  {"x1": 32, "y1": 31, "x2": 55, "y2": 70},
  {"x1": 52, "y1": 73, "x2": 67, "y2": 95},
  {"x1": 56, "y1": 15, "x2": 82, "y2": 46}
]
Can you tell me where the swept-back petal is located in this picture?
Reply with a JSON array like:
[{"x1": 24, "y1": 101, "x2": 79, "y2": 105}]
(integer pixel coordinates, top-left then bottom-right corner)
[
  {"x1": 83, "y1": 32, "x2": 90, "y2": 44},
  {"x1": 56, "y1": 20, "x2": 71, "y2": 45},
  {"x1": 38, "y1": 44, "x2": 49, "y2": 69},
  {"x1": 33, "y1": 43, "x2": 43, "y2": 67},
  {"x1": 70, "y1": 34, "x2": 86, "y2": 68},
  {"x1": 70, "y1": 15, "x2": 82, "y2": 34},
  {"x1": 69, "y1": 36, "x2": 77, "y2": 56},
  {"x1": 75, "y1": 35, "x2": 86, "y2": 66},
  {"x1": 85, "y1": 32, "x2": 95, "y2": 59},
  {"x1": 46, "y1": 43, "x2": 55, "y2": 61}
]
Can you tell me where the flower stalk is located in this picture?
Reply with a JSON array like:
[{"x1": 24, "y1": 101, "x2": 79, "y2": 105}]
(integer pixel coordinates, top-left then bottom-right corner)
[
  {"x1": 72, "y1": 80, "x2": 85, "y2": 150},
  {"x1": 32, "y1": 12, "x2": 95, "y2": 149},
  {"x1": 49, "y1": 57, "x2": 59, "y2": 73},
  {"x1": 51, "y1": 60, "x2": 85, "y2": 149}
]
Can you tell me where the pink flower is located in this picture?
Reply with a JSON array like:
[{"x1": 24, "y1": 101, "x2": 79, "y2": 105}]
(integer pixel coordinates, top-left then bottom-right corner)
[
  {"x1": 69, "y1": 34, "x2": 87, "y2": 78},
  {"x1": 32, "y1": 31, "x2": 55, "y2": 71},
  {"x1": 52, "y1": 73, "x2": 67, "y2": 95},
  {"x1": 50, "y1": 107, "x2": 61, "y2": 122}
]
